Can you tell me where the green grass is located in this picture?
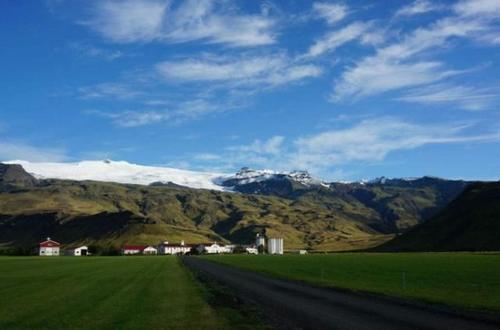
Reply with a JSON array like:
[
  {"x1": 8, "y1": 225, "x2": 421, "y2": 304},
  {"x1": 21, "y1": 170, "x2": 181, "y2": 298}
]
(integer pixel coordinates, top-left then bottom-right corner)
[
  {"x1": 0, "y1": 256, "x2": 254, "y2": 330},
  {"x1": 204, "y1": 253, "x2": 500, "y2": 312}
]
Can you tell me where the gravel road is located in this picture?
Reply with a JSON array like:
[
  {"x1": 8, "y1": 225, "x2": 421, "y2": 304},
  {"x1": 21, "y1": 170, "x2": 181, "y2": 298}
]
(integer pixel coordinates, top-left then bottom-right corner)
[{"x1": 183, "y1": 257, "x2": 500, "y2": 330}]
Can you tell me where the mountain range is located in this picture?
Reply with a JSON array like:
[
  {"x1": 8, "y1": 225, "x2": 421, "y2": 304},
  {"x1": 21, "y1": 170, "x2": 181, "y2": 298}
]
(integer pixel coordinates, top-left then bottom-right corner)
[{"x1": 0, "y1": 160, "x2": 478, "y2": 253}]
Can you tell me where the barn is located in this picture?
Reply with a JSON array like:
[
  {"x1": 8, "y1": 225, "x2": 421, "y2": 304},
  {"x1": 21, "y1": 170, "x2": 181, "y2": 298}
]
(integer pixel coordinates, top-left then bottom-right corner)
[
  {"x1": 65, "y1": 246, "x2": 89, "y2": 256},
  {"x1": 39, "y1": 238, "x2": 60, "y2": 256},
  {"x1": 143, "y1": 246, "x2": 157, "y2": 255}
]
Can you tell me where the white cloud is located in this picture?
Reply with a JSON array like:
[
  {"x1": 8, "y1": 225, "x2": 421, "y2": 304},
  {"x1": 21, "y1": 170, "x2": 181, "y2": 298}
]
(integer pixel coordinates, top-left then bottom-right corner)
[
  {"x1": 156, "y1": 53, "x2": 322, "y2": 87},
  {"x1": 397, "y1": 84, "x2": 500, "y2": 110},
  {"x1": 312, "y1": 2, "x2": 348, "y2": 25},
  {"x1": 291, "y1": 118, "x2": 500, "y2": 168},
  {"x1": 228, "y1": 136, "x2": 285, "y2": 156},
  {"x1": 70, "y1": 43, "x2": 124, "y2": 61},
  {"x1": 307, "y1": 22, "x2": 370, "y2": 57},
  {"x1": 85, "y1": 0, "x2": 168, "y2": 43},
  {"x1": 165, "y1": 0, "x2": 276, "y2": 47},
  {"x1": 0, "y1": 140, "x2": 68, "y2": 162},
  {"x1": 332, "y1": 13, "x2": 493, "y2": 101},
  {"x1": 78, "y1": 83, "x2": 143, "y2": 100},
  {"x1": 332, "y1": 61, "x2": 461, "y2": 101},
  {"x1": 454, "y1": 0, "x2": 500, "y2": 17},
  {"x1": 395, "y1": 0, "x2": 445, "y2": 17},
  {"x1": 184, "y1": 118, "x2": 500, "y2": 177},
  {"x1": 87, "y1": 99, "x2": 224, "y2": 127},
  {"x1": 84, "y1": 0, "x2": 277, "y2": 47}
]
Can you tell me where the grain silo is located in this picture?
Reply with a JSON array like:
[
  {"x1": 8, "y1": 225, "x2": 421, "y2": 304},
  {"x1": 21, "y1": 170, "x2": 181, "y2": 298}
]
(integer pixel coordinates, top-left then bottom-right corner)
[
  {"x1": 256, "y1": 233, "x2": 266, "y2": 248},
  {"x1": 267, "y1": 238, "x2": 284, "y2": 255}
]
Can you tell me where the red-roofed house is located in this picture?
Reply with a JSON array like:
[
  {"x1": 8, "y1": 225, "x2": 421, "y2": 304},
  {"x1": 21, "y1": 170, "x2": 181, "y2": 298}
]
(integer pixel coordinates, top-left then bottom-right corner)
[
  {"x1": 39, "y1": 238, "x2": 60, "y2": 256},
  {"x1": 122, "y1": 245, "x2": 146, "y2": 255}
]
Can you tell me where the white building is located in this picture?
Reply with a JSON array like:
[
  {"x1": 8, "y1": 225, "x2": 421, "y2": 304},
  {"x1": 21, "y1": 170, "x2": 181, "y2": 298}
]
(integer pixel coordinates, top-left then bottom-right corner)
[
  {"x1": 39, "y1": 238, "x2": 60, "y2": 256},
  {"x1": 65, "y1": 246, "x2": 89, "y2": 256},
  {"x1": 143, "y1": 246, "x2": 157, "y2": 255},
  {"x1": 122, "y1": 245, "x2": 146, "y2": 255},
  {"x1": 256, "y1": 234, "x2": 266, "y2": 248},
  {"x1": 267, "y1": 238, "x2": 284, "y2": 255},
  {"x1": 158, "y1": 241, "x2": 192, "y2": 255},
  {"x1": 197, "y1": 243, "x2": 232, "y2": 254},
  {"x1": 122, "y1": 245, "x2": 158, "y2": 255}
]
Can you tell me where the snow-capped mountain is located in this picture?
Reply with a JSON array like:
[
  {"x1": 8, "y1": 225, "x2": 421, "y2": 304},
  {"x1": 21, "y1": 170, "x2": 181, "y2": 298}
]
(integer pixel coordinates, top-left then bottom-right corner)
[
  {"x1": 3, "y1": 161, "x2": 329, "y2": 192},
  {"x1": 219, "y1": 167, "x2": 327, "y2": 187},
  {"x1": 5, "y1": 160, "x2": 228, "y2": 191}
]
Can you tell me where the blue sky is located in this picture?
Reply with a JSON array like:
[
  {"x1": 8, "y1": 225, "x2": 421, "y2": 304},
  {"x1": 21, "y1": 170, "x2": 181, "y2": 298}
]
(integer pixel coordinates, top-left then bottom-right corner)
[{"x1": 1, "y1": 0, "x2": 500, "y2": 181}]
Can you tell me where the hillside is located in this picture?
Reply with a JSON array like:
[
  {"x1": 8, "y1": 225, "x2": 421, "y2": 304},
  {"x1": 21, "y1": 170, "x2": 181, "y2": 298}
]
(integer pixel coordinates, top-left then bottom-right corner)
[
  {"x1": 0, "y1": 162, "x2": 470, "y2": 252},
  {"x1": 377, "y1": 182, "x2": 500, "y2": 251},
  {"x1": 0, "y1": 178, "x2": 389, "y2": 252},
  {"x1": 0, "y1": 163, "x2": 37, "y2": 190}
]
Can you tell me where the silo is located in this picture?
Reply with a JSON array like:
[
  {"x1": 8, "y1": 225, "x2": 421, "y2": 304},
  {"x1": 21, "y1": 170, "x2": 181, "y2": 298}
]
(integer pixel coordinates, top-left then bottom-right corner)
[
  {"x1": 256, "y1": 233, "x2": 266, "y2": 248},
  {"x1": 267, "y1": 238, "x2": 284, "y2": 255}
]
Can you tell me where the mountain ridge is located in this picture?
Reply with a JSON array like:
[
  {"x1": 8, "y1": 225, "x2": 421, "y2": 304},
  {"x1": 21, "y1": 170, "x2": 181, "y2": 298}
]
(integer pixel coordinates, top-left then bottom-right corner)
[{"x1": 0, "y1": 162, "x2": 472, "y2": 252}]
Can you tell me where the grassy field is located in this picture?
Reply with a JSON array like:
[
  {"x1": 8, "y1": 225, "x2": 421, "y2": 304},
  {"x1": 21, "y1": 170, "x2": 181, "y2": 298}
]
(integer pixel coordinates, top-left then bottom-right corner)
[
  {"x1": 0, "y1": 256, "x2": 258, "y2": 330},
  {"x1": 204, "y1": 253, "x2": 500, "y2": 312}
]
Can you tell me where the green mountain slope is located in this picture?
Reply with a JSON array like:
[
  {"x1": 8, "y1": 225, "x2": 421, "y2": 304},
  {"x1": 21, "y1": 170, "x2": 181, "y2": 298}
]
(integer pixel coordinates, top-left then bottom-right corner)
[
  {"x1": 377, "y1": 182, "x2": 500, "y2": 251},
  {"x1": 0, "y1": 164, "x2": 471, "y2": 252},
  {"x1": 0, "y1": 179, "x2": 388, "y2": 251}
]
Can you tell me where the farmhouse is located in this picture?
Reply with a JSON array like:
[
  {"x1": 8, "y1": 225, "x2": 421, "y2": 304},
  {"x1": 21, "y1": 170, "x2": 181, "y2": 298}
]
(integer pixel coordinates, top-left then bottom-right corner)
[
  {"x1": 158, "y1": 240, "x2": 192, "y2": 255},
  {"x1": 39, "y1": 238, "x2": 60, "y2": 256},
  {"x1": 196, "y1": 243, "x2": 232, "y2": 254},
  {"x1": 122, "y1": 245, "x2": 157, "y2": 255},
  {"x1": 122, "y1": 245, "x2": 146, "y2": 255},
  {"x1": 65, "y1": 246, "x2": 89, "y2": 256}
]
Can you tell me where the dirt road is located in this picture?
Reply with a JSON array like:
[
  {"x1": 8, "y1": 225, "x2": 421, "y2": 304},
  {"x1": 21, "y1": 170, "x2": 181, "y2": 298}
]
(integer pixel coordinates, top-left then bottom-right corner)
[{"x1": 184, "y1": 257, "x2": 500, "y2": 330}]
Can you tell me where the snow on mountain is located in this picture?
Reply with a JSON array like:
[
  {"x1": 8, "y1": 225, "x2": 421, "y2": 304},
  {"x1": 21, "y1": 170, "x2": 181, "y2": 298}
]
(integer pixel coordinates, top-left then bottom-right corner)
[
  {"x1": 220, "y1": 167, "x2": 327, "y2": 187},
  {"x1": 5, "y1": 160, "x2": 229, "y2": 191}
]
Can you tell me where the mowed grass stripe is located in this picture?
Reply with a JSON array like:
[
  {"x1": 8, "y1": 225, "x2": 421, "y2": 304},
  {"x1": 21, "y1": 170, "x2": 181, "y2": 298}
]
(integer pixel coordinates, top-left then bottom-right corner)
[
  {"x1": 0, "y1": 257, "x2": 230, "y2": 330},
  {"x1": 204, "y1": 253, "x2": 500, "y2": 311}
]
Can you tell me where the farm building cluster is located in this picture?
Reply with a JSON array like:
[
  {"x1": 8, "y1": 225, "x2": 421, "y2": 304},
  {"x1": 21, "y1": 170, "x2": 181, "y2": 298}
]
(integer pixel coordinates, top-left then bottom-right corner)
[
  {"x1": 38, "y1": 234, "x2": 284, "y2": 256},
  {"x1": 38, "y1": 238, "x2": 89, "y2": 256}
]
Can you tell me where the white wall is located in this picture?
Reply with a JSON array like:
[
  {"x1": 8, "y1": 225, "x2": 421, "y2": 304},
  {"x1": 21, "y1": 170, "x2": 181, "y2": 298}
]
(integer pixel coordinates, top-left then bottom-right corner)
[{"x1": 39, "y1": 247, "x2": 60, "y2": 256}]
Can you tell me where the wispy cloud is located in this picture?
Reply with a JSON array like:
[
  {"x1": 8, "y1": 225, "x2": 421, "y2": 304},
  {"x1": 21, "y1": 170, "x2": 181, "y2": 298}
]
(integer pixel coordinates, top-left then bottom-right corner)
[
  {"x1": 156, "y1": 53, "x2": 322, "y2": 88},
  {"x1": 292, "y1": 118, "x2": 500, "y2": 168},
  {"x1": 83, "y1": 0, "x2": 168, "y2": 43},
  {"x1": 78, "y1": 83, "x2": 143, "y2": 100},
  {"x1": 332, "y1": 61, "x2": 462, "y2": 101},
  {"x1": 0, "y1": 140, "x2": 68, "y2": 162},
  {"x1": 187, "y1": 118, "x2": 500, "y2": 177},
  {"x1": 87, "y1": 99, "x2": 225, "y2": 127},
  {"x1": 397, "y1": 84, "x2": 500, "y2": 110},
  {"x1": 69, "y1": 43, "x2": 124, "y2": 61},
  {"x1": 454, "y1": 0, "x2": 500, "y2": 17},
  {"x1": 312, "y1": 2, "x2": 348, "y2": 25},
  {"x1": 306, "y1": 21, "x2": 371, "y2": 57},
  {"x1": 332, "y1": 6, "x2": 497, "y2": 101},
  {"x1": 227, "y1": 136, "x2": 285, "y2": 156},
  {"x1": 83, "y1": 0, "x2": 277, "y2": 47},
  {"x1": 395, "y1": 0, "x2": 445, "y2": 17}
]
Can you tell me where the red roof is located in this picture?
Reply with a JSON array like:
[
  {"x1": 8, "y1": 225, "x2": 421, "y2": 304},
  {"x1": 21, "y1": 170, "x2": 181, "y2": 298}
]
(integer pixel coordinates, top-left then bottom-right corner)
[
  {"x1": 123, "y1": 245, "x2": 146, "y2": 251},
  {"x1": 40, "y1": 239, "x2": 60, "y2": 247}
]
